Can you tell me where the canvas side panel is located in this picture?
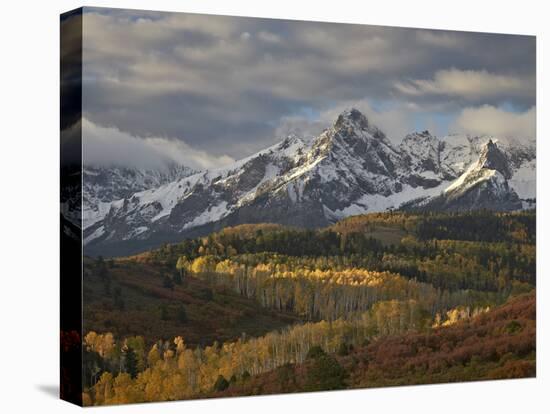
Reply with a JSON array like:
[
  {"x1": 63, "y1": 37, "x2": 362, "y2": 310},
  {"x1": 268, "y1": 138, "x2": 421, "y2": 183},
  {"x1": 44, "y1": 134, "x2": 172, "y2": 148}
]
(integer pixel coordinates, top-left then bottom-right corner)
[{"x1": 60, "y1": 8, "x2": 83, "y2": 407}]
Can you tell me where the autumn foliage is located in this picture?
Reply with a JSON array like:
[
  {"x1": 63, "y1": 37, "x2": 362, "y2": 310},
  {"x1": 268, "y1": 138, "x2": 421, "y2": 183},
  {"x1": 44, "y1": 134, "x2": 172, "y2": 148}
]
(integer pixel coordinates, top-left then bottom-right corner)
[{"x1": 79, "y1": 211, "x2": 535, "y2": 405}]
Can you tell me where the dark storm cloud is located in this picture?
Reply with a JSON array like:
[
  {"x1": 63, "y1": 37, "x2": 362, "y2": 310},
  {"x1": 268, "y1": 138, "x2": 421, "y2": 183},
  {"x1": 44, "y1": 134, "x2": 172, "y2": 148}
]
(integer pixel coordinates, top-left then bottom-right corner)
[{"x1": 81, "y1": 7, "x2": 535, "y2": 163}]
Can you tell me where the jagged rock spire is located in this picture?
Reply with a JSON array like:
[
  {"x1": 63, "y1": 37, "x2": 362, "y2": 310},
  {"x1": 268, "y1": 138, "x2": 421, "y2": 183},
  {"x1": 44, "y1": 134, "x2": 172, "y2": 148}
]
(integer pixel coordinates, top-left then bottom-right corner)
[{"x1": 477, "y1": 140, "x2": 512, "y2": 179}]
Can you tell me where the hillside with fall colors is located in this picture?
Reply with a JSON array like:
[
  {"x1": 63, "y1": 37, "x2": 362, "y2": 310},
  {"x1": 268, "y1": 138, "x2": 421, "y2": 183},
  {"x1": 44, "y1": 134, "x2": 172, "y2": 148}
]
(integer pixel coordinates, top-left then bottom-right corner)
[
  {"x1": 209, "y1": 292, "x2": 535, "y2": 398},
  {"x1": 76, "y1": 210, "x2": 535, "y2": 405}
]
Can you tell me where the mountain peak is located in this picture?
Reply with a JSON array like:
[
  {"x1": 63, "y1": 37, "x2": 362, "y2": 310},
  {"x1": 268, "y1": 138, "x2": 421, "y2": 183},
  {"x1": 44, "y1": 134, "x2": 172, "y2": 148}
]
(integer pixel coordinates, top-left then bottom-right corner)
[
  {"x1": 478, "y1": 139, "x2": 512, "y2": 179},
  {"x1": 334, "y1": 108, "x2": 370, "y2": 130},
  {"x1": 331, "y1": 107, "x2": 390, "y2": 144},
  {"x1": 415, "y1": 130, "x2": 433, "y2": 138},
  {"x1": 403, "y1": 130, "x2": 436, "y2": 142}
]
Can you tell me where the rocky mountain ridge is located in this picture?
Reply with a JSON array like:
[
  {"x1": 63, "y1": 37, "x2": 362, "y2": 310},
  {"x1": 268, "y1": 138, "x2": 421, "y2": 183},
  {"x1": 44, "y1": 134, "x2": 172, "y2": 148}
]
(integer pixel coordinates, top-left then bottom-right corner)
[{"x1": 81, "y1": 108, "x2": 535, "y2": 256}]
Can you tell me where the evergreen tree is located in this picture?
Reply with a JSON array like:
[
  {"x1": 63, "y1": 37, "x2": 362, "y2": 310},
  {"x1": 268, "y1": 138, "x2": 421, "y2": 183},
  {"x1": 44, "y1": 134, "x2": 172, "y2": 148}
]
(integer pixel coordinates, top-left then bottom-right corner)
[
  {"x1": 306, "y1": 345, "x2": 326, "y2": 360},
  {"x1": 176, "y1": 305, "x2": 188, "y2": 324},
  {"x1": 125, "y1": 346, "x2": 138, "y2": 379},
  {"x1": 160, "y1": 305, "x2": 169, "y2": 321},
  {"x1": 304, "y1": 352, "x2": 346, "y2": 392},
  {"x1": 337, "y1": 342, "x2": 350, "y2": 356},
  {"x1": 213, "y1": 375, "x2": 229, "y2": 392},
  {"x1": 173, "y1": 270, "x2": 182, "y2": 285},
  {"x1": 113, "y1": 286, "x2": 125, "y2": 310},
  {"x1": 162, "y1": 275, "x2": 174, "y2": 290}
]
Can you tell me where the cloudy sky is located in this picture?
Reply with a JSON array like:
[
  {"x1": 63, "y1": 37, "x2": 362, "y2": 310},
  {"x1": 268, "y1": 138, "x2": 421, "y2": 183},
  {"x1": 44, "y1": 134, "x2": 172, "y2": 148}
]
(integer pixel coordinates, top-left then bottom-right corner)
[{"x1": 79, "y1": 7, "x2": 536, "y2": 170}]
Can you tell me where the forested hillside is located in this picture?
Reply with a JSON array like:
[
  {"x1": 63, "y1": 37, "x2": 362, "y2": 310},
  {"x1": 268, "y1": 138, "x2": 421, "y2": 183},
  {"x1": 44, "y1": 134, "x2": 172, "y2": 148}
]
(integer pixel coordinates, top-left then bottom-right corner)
[
  {"x1": 80, "y1": 210, "x2": 535, "y2": 405},
  {"x1": 83, "y1": 257, "x2": 302, "y2": 346},
  {"x1": 211, "y1": 292, "x2": 535, "y2": 398}
]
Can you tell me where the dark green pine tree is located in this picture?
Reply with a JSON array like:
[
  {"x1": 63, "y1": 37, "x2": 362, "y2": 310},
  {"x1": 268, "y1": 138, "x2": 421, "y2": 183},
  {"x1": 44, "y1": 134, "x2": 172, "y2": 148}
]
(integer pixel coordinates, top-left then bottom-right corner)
[
  {"x1": 160, "y1": 305, "x2": 169, "y2": 321},
  {"x1": 125, "y1": 346, "x2": 138, "y2": 379},
  {"x1": 213, "y1": 375, "x2": 229, "y2": 392},
  {"x1": 173, "y1": 270, "x2": 182, "y2": 285},
  {"x1": 162, "y1": 274, "x2": 174, "y2": 290},
  {"x1": 176, "y1": 305, "x2": 188, "y2": 324}
]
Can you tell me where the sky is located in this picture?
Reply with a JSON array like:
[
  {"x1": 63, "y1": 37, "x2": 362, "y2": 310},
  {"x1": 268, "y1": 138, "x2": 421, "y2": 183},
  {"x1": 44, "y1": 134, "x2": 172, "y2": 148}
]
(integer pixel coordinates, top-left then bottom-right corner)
[{"x1": 78, "y1": 7, "x2": 536, "y2": 170}]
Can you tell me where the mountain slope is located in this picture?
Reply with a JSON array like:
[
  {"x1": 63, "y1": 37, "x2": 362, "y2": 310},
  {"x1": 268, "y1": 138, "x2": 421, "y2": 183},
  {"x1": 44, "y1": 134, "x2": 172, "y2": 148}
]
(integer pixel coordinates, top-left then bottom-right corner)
[
  {"x1": 412, "y1": 140, "x2": 522, "y2": 212},
  {"x1": 83, "y1": 108, "x2": 535, "y2": 256},
  {"x1": 82, "y1": 164, "x2": 196, "y2": 229},
  {"x1": 83, "y1": 110, "x2": 400, "y2": 250}
]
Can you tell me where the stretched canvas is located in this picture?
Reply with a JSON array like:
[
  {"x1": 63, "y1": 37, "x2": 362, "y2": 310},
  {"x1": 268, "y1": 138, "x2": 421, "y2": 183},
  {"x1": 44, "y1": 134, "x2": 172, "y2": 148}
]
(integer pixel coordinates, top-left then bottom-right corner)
[{"x1": 60, "y1": 6, "x2": 536, "y2": 407}]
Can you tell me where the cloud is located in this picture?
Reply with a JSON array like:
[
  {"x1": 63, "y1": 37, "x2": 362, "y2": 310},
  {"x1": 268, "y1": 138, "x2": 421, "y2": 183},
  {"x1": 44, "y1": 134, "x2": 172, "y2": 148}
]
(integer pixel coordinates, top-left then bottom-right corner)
[
  {"x1": 82, "y1": 118, "x2": 235, "y2": 170},
  {"x1": 79, "y1": 7, "x2": 536, "y2": 160},
  {"x1": 450, "y1": 105, "x2": 535, "y2": 140},
  {"x1": 257, "y1": 31, "x2": 282, "y2": 43},
  {"x1": 274, "y1": 115, "x2": 325, "y2": 139},
  {"x1": 415, "y1": 31, "x2": 464, "y2": 48},
  {"x1": 395, "y1": 68, "x2": 535, "y2": 101}
]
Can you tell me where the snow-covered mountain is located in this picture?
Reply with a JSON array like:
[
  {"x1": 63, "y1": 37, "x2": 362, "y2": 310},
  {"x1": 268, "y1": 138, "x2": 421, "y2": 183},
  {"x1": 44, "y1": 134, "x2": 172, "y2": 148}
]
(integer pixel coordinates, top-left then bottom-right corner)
[
  {"x1": 83, "y1": 108, "x2": 535, "y2": 256},
  {"x1": 406, "y1": 140, "x2": 523, "y2": 212},
  {"x1": 82, "y1": 164, "x2": 196, "y2": 229}
]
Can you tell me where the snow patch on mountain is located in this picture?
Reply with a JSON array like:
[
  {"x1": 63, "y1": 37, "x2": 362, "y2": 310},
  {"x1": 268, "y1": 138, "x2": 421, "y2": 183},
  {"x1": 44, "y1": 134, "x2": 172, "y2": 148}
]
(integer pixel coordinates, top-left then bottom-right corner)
[
  {"x1": 183, "y1": 201, "x2": 230, "y2": 230},
  {"x1": 82, "y1": 164, "x2": 196, "y2": 228},
  {"x1": 329, "y1": 180, "x2": 452, "y2": 219},
  {"x1": 509, "y1": 159, "x2": 536, "y2": 199},
  {"x1": 411, "y1": 140, "x2": 523, "y2": 212},
  {"x1": 84, "y1": 225, "x2": 105, "y2": 244},
  {"x1": 83, "y1": 108, "x2": 535, "y2": 255}
]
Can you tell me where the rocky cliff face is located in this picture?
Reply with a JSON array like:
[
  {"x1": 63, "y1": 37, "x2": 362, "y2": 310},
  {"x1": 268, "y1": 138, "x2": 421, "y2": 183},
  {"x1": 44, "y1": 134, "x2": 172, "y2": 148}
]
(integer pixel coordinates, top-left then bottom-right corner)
[
  {"x1": 82, "y1": 108, "x2": 535, "y2": 256},
  {"x1": 406, "y1": 140, "x2": 523, "y2": 212},
  {"x1": 82, "y1": 164, "x2": 195, "y2": 229}
]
